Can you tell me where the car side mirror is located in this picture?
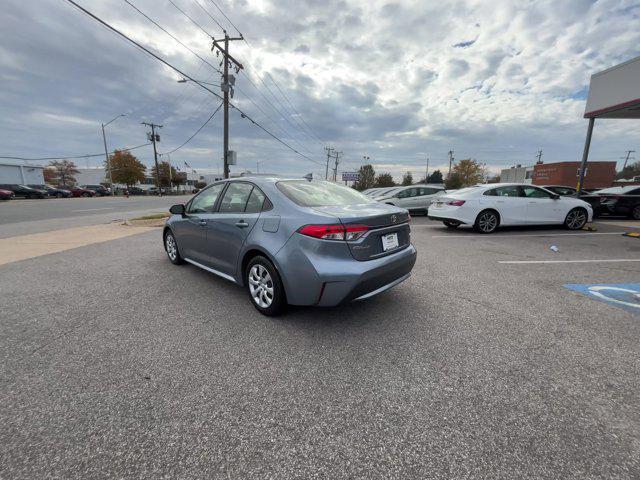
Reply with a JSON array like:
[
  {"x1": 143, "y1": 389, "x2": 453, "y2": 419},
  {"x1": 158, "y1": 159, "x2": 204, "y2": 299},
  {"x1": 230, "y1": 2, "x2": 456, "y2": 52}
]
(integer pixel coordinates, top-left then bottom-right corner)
[
  {"x1": 169, "y1": 204, "x2": 185, "y2": 215},
  {"x1": 551, "y1": 193, "x2": 560, "y2": 200}
]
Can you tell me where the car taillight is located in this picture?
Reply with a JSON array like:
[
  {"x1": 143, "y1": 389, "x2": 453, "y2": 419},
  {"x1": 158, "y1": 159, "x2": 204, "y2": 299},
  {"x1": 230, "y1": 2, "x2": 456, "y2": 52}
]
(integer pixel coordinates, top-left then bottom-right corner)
[
  {"x1": 447, "y1": 200, "x2": 466, "y2": 206},
  {"x1": 298, "y1": 224, "x2": 370, "y2": 241}
]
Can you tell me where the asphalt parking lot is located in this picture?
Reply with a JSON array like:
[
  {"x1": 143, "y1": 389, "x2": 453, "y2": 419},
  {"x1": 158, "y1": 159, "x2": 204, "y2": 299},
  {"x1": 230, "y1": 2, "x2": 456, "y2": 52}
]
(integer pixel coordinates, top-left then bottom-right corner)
[{"x1": 1, "y1": 214, "x2": 639, "y2": 478}]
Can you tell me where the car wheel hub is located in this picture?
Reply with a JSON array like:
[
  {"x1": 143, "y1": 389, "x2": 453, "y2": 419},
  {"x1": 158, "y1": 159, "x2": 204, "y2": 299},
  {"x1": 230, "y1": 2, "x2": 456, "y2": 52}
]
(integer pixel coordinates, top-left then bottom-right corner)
[
  {"x1": 165, "y1": 235, "x2": 177, "y2": 260},
  {"x1": 479, "y1": 213, "x2": 497, "y2": 232},
  {"x1": 567, "y1": 210, "x2": 586, "y2": 229},
  {"x1": 248, "y1": 264, "x2": 274, "y2": 308}
]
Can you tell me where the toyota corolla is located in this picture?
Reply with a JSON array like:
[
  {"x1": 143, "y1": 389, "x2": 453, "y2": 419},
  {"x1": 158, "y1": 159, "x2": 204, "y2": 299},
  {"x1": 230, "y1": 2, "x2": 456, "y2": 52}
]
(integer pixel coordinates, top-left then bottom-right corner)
[{"x1": 163, "y1": 178, "x2": 417, "y2": 315}]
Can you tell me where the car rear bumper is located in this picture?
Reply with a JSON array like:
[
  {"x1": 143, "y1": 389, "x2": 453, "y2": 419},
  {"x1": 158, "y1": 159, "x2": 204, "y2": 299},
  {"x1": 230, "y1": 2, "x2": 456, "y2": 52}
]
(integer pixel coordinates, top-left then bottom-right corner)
[
  {"x1": 275, "y1": 241, "x2": 417, "y2": 307},
  {"x1": 427, "y1": 206, "x2": 474, "y2": 224}
]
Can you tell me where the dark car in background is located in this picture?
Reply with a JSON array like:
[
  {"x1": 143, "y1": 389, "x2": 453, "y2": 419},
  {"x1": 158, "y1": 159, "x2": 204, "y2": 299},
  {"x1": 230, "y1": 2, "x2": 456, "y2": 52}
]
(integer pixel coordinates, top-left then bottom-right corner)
[
  {"x1": 0, "y1": 188, "x2": 15, "y2": 200},
  {"x1": 592, "y1": 186, "x2": 640, "y2": 219},
  {"x1": 541, "y1": 185, "x2": 603, "y2": 217},
  {"x1": 68, "y1": 186, "x2": 97, "y2": 197},
  {"x1": 126, "y1": 186, "x2": 146, "y2": 195},
  {"x1": 0, "y1": 184, "x2": 48, "y2": 199},
  {"x1": 81, "y1": 184, "x2": 111, "y2": 196},
  {"x1": 28, "y1": 184, "x2": 72, "y2": 198}
]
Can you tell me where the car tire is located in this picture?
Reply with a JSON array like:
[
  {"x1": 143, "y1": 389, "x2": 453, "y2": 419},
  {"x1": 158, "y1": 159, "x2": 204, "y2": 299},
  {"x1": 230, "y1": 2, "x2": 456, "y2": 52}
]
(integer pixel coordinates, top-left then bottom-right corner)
[
  {"x1": 56, "y1": 193, "x2": 63, "y2": 198},
  {"x1": 564, "y1": 207, "x2": 587, "y2": 230},
  {"x1": 82, "y1": 192, "x2": 91, "y2": 197},
  {"x1": 246, "y1": 256, "x2": 286, "y2": 316},
  {"x1": 443, "y1": 220, "x2": 459, "y2": 228},
  {"x1": 632, "y1": 205, "x2": 640, "y2": 220},
  {"x1": 474, "y1": 210, "x2": 499, "y2": 234},
  {"x1": 164, "y1": 230, "x2": 184, "y2": 265}
]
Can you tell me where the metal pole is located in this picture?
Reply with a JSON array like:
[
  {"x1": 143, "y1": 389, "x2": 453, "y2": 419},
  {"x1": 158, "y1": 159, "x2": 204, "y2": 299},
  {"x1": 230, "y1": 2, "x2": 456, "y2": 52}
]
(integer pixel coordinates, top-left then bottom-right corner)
[
  {"x1": 150, "y1": 125, "x2": 162, "y2": 196},
  {"x1": 223, "y1": 34, "x2": 230, "y2": 179},
  {"x1": 101, "y1": 123, "x2": 115, "y2": 196},
  {"x1": 167, "y1": 153, "x2": 173, "y2": 194},
  {"x1": 426, "y1": 157, "x2": 429, "y2": 182},
  {"x1": 577, "y1": 117, "x2": 595, "y2": 194}
]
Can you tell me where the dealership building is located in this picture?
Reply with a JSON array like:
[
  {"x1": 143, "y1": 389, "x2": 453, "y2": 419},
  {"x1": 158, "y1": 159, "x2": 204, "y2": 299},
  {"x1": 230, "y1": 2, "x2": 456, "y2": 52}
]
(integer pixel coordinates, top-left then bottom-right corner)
[
  {"x1": 532, "y1": 161, "x2": 616, "y2": 189},
  {"x1": 0, "y1": 161, "x2": 45, "y2": 185}
]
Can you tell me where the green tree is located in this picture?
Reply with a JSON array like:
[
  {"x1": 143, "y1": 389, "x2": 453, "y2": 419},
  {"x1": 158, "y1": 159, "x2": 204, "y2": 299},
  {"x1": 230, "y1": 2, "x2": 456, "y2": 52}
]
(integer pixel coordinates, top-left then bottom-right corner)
[
  {"x1": 401, "y1": 171, "x2": 413, "y2": 186},
  {"x1": 151, "y1": 161, "x2": 179, "y2": 188},
  {"x1": 374, "y1": 172, "x2": 395, "y2": 187},
  {"x1": 48, "y1": 159, "x2": 79, "y2": 187},
  {"x1": 452, "y1": 158, "x2": 484, "y2": 186},
  {"x1": 445, "y1": 172, "x2": 463, "y2": 190},
  {"x1": 355, "y1": 164, "x2": 376, "y2": 190},
  {"x1": 616, "y1": 161, "x2": 640, "y2": 180},
  {"x1": 108, "y1": 150, "x2": 146, "y2": 187},
  {"x1": 427, "y1": 169, "x2": 443, "y2": 183}
]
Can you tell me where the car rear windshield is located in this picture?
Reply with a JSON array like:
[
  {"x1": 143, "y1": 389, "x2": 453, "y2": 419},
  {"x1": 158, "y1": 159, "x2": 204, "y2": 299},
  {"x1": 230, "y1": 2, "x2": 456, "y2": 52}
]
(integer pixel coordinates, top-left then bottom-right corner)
[{"x1": 276, "y1": 180, "x2": 373, "y2": 207}]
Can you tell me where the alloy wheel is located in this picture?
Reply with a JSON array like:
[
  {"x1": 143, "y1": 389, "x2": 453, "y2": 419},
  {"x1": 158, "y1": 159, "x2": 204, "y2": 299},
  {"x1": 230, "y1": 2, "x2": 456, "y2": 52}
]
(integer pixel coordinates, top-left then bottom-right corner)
[
  {"x1": 566, "y1": 209, "x2": 586, "y2": 229},
  {"x1": 478, "y1": 212, "x2": 498, "y2": 233},
  {"x1": 633, "y1": 206, "x2": 640, "y2": 220},
  {"x1": 248, "y1": 264, "x2": 274, "y2": 308},
  {"x1": 165, "y1": 234, "x2": 177, "y2": 261}
]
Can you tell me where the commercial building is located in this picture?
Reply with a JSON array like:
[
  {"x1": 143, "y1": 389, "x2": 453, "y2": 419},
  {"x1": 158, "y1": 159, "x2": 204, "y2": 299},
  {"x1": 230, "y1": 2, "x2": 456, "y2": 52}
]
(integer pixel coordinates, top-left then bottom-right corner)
[
  {"x1": 578, "y1": 55, "x2": 640, "y2": 191},
  {"x1": 0, "y1": 162, "x2": 45, "y2": 185},
  {"x1": 532, "y1": 161, "x2": 616, "y2": 189},
  {"x1": 499, "y1": 165, "x2": 534, "y2": 184}
]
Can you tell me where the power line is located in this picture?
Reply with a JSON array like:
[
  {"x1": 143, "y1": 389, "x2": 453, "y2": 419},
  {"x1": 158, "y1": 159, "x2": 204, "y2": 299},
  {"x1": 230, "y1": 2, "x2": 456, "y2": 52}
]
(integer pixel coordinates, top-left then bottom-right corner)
[
  {"x1": 63, "y1": 0, "x2": 322, "y2": 166},
  {"x1": 0, "y1": 143, "x2": 151, "y2": 162},
  {"x1": 167, "y1": 0, "x2": 211, "y2": 37},
  {"x1": 161, "y1": 102, "x2": 223, "y2": 155},
  {"x1": 191, "y1": 0, "x2": 225, "y2": 32},
  {"x1": 207, "y1": 0, "x2": 243, "y2": 37},
  {"x1": 123, "y1": 0, "x2": 221, "y2": 75}
]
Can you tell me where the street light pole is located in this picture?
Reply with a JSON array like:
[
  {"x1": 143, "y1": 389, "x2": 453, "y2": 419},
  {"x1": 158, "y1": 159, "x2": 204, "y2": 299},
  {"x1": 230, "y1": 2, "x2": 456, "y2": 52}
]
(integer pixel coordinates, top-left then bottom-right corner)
[{"x1": 101, "y1": 114, "x2": 126, "y2": 196}]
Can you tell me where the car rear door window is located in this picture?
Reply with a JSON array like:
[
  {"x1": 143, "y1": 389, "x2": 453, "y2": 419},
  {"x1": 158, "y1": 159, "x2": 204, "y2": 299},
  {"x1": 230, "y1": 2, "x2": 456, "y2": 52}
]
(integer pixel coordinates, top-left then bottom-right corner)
[
  {"x1": 187, "y1": 183, "x2": 224, "y2": 213},
  {"x1": 244, "y1": 187, "x2": 267, "y2": 213},
  {"x1": 219, "y1": 182, "x2": 254, "y2": 213},
  {"x1": 522, "y1": 186, "x2": 552, "y2": 198},
  {"x1": 494, "y1": 186, "x2": 520, "y2": 197}
]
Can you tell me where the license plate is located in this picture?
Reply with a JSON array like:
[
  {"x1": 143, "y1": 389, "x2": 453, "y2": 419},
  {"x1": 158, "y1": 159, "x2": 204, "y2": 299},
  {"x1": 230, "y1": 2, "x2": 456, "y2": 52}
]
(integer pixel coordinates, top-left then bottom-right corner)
[
  {"x1": 433, "y1": 201, "x2": 443, "y2": 208},
  {"x1": 381, "y1": 232, "x2": 399, "y2": 251}
]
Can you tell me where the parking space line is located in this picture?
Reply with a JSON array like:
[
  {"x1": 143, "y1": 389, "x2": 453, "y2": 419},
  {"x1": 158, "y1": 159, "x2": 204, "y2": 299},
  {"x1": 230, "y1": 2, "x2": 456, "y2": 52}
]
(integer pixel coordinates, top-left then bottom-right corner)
[
  {"x1": 499, "y1": 259, "x2": 640, "y2": 264},
  {"x1": 431, "y1": 232, "x2": 626, "y2": 238}
]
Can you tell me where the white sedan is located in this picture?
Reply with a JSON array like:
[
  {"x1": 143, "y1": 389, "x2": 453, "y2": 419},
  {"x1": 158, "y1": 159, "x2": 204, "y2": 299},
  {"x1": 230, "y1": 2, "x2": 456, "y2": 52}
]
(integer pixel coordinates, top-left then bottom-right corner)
[{"x1": 428, "y1": 183, "x2": 593, "y2": 233}]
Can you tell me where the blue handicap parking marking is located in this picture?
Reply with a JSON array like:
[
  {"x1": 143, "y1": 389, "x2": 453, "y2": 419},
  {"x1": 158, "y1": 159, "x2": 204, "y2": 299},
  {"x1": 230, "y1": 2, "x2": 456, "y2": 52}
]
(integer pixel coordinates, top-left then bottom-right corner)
[{"x1": 564, "y1": 283, "x2": 640, "y2": 315}]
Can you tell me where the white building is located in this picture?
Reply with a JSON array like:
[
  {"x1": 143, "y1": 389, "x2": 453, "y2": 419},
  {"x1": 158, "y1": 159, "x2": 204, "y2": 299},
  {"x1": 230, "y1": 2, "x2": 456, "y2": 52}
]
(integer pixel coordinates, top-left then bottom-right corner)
[
  {"x1": 0, "y1": 162, "x2": 45, "y2": 185},
  {"x1": 75, "y1": 167, "x2": 108, "y2": 185},
  {"x1": 499, "y1": 165, "x2": 534, "y2": 184}
]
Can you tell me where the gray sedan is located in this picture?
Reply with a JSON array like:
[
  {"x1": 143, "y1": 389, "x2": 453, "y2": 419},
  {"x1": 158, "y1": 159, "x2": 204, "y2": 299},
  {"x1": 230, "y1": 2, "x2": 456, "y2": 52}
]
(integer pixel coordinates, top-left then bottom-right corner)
[{"x1": 164, "y1": 178, "x2": 417, "y2": 315}]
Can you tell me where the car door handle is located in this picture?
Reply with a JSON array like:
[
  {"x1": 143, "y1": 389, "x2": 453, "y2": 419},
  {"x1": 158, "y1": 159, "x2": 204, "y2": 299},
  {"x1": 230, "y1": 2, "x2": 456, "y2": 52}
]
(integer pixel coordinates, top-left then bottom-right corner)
[
  {"x1": 198, "y1": 220, "x2": 207, "y2": 226},
  {"x1": 235, "y1": 220, "x2": 249, "y2": 228}
]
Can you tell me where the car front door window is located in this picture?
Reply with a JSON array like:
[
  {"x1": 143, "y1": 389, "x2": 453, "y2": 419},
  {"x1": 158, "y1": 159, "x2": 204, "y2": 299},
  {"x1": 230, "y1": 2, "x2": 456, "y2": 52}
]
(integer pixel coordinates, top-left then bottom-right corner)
[{"x1": 187, "y1": 184, "x2": 224, "y2": 214}]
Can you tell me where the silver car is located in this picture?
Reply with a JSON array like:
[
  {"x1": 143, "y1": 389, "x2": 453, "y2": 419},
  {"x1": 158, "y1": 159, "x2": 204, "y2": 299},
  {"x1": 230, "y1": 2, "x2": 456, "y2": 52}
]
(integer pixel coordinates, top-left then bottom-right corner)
[
  {"x1": 376, "y1": 185, "x2": 446, "y2": 214},
  {"x1": 164, "y1": 178, "x2": 417, "y2": 315}
]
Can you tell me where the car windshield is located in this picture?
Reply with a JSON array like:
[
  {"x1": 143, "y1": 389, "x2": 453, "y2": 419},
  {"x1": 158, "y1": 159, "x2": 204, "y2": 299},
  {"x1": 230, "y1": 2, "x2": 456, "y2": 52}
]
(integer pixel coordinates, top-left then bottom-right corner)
[
  {"x1": 375, "y1": 187, "x2": 402, "y2": 198},
  {"x1": 277, "y1": 180, "x2": 372, "y2": 207},
  {"x1": 453, "y1": 186, "x2": 483, "y2": 195}
]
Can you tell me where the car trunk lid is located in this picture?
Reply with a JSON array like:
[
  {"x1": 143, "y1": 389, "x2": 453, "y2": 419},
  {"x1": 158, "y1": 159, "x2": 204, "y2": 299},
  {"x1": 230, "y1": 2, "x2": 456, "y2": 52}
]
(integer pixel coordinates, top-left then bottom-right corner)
[{"x1": 311, "y1": 204, "x2": 411, "y2": 261}]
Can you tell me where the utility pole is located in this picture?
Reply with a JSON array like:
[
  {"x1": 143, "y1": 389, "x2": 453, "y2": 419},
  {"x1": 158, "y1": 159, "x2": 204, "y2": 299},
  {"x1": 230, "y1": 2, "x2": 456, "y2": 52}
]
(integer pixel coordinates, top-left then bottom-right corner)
[
  {"x1": 324, "y1": 146, "x2": 334, "y2": 180},
  {"x1": 332, "y1": 150, "x2": 342, "y2": 182},
  {"x1": 425, "y1": 157, "x2": 430, "y2": 183},
  {"x1": 447, "y1": 150, "x2": 454, "y2": 178},
  {"x1": 212, "y1": 32, "x2": 244, "y2": 179},
  {"x1": 142, "y1": 122, "x2": 163, "y2": 195},
  {"x1": 536, "y1": 149, "x2": 543, "y2": 164},
  {"x1": 621, "y1": 150, "x2": 636, "y2": 171},
  {"x1": 101, "y1": 114, "x2": 125, "y2": 196}
]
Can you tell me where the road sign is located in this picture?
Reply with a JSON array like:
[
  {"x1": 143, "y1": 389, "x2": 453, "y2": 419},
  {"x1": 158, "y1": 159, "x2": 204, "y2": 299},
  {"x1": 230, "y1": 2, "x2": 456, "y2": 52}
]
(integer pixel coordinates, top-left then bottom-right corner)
[
  {"x1": 564, "y1": 283, "x2": 640, "y2": 314},
  {"x1": 342, "y1": 172, "x2": 359, "y2": 182}
]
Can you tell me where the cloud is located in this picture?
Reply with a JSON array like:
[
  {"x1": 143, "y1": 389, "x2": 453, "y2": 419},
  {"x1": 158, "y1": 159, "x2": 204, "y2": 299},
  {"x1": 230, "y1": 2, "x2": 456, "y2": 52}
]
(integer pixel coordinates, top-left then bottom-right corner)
[{"x1": 0, "y1": 0, "x2": 639, "y2": 179}]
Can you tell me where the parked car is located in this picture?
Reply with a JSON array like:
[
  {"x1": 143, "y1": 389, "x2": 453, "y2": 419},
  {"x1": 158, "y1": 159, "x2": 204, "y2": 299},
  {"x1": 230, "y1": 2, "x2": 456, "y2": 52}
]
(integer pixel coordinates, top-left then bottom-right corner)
[
  {"x1": 148, "y1": 186, "x2": 166, "y2": 195},
  {"x1": 126, "y1": 186, "x2": 146, "y2": 195},
  {"x1": 541, "y1": 185, "x2": 602, "y2": 217},
  {"x1": 0, "y1": 184, "x2": 48, "y2": 199},
  {"x1": 163, "y1": 178, "x2": 417, "y2": 315},
  {"x1": 0, "y1": 188, "x2": 15, "y2": 200},
  {"x1": 371, "y1": 186, "x2": 403, "y2": 199},
  {"x1": 28, "y1": 184, "x2": 72, "y2": 198},
  {"x1": 376, "y1": 184, "x2": 446, "y2": 214},
  {"x1": 362, "y1": 188, "x2": 384, "y2": 197},
  {"x1": 81, "y1": 184, "x2": 111, "y2": 196},
  {"x1": 428, "y1": 183, "x2": 593, "y2": 233},
  {"x1": 591, "y1": 185, "x2": 640, "y2": 219},
  {"x1": 68, "y1": 186, "x2": 97, "y2": 197}
]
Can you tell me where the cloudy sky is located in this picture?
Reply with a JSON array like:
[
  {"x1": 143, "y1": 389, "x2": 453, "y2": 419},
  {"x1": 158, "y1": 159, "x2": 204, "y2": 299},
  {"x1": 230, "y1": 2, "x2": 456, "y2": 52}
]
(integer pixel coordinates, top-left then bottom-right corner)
[{"x1": 1, "y1": 0, "x2": 639, "y2": 180}]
